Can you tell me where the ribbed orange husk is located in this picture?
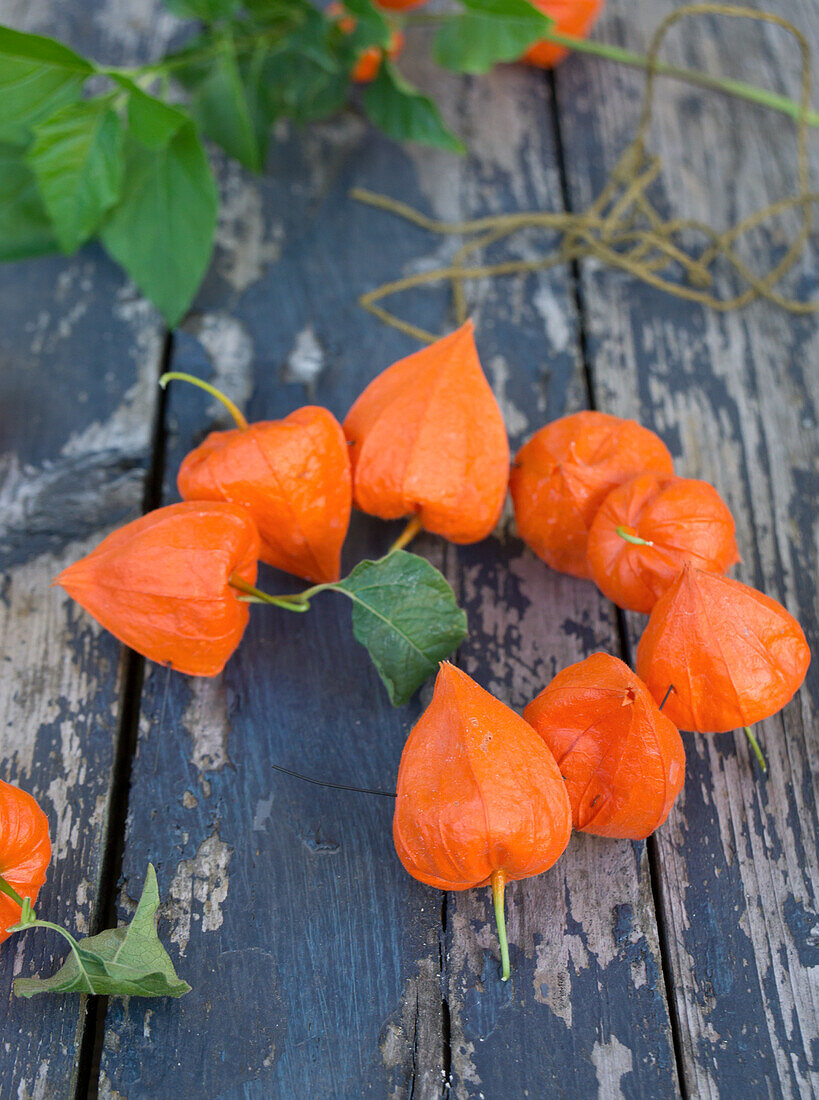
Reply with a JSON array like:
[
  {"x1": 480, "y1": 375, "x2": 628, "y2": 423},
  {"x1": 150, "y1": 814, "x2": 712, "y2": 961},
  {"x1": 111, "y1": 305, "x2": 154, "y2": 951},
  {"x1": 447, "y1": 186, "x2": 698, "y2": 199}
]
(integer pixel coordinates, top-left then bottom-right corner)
[
  {"x1": 376, "y1": 0, "x2": 427, "y2": 9},
  {"x1": 510, "y1": 410, "x2": 673, "y2": 579},
  {"x1": 0, "y1": 780, "x2": 51, "y2": 943},
  {"x1": 521, "y1": 0, "x2": 606, "y2": 69},
  {"x1": 54, "y1": 501, "x2": 260, "y2": 677},
  {"x1": 177, "y1": 406, "x2": 351, "y2": 583},
  {"x1": 328, "y1": 3, "x2": 405, "y2": 83},
  {"x1": 393, "y1": 663, "x2": 571, "y2": 891},
  {"x1": 524, "y1": 653, "x2": 685, "y2": 839},
  {"x1": 587, "y1": 474, "x2": 740, "y2": 613},
  {"x1": 636, "y1": 564, "x2": 811, "y2": 732},
  {"x1": 344, "y1": 321, "x2": 510, "y2": 544}
]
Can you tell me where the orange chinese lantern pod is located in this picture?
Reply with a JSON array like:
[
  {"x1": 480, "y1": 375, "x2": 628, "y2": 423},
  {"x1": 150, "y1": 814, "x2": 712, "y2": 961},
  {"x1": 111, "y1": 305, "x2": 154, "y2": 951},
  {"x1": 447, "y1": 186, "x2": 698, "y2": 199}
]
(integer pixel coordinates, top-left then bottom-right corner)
[
  {"x1": 524, "y1": 653, "x2": 685, "y2": 839},
  {"x1": 636, "y1": 564, "x2": 811, "y2": 766},
  {"x1": 344, "y1": 321, "x2": 510, "y2": 544},
  {"x1": 177, "y1": 405, "x2": 351, "y2": 584},
  {"x1": 0, "y1": 780, "x2": 51, "y2": 943},
  {"x1": 521, "y1": 0, "x2": 606, "y2": 69},
  {"x1": 375, "y1": 0, "x2": 428, "y2": 9},
  {"x1": 510, "y1": 410, "x2": 674, "y2": 579},
  {"x1": 54, "y1": 502, "x2": 260, "y2": 677},
  {"x1": 587, "y1": 473, "x2": 740, "y2": 613},
  {"x1": 328, "y1": 2, "x2": 404, "y2": 83},
  {"x1": 394, "y1": 662, "x2": 571, "y2": 980}
]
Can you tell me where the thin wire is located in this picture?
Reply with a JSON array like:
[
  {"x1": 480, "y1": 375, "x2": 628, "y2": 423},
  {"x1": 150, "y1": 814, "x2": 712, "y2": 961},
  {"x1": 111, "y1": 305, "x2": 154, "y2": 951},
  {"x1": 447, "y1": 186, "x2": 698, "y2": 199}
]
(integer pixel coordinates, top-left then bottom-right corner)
[
  {"x1": 352, "y1": 4, "x2": 818, "y2": 343},
  {"x1": 271, "y1": 761, "x2": 397, "y2": 798}
]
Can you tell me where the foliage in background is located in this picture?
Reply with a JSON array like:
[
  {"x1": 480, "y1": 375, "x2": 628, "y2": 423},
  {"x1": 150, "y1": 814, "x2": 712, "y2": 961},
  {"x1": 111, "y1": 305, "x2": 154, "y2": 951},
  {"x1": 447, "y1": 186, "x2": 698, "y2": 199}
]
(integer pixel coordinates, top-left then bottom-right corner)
[{"x1": 0, "y1": 0, "x2": 554, "y2": 325}]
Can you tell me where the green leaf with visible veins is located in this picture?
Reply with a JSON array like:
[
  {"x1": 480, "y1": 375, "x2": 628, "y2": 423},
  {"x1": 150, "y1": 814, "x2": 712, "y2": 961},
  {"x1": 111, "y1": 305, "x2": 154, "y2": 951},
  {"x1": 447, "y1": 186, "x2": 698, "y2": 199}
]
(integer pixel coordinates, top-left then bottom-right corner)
[
  {"x1": 187, "y1": 35, "x2": 267, "y2": 171},
  {"x1": 100, "y1": 122, "x2": 217, "y2": 327},
  {"x1": 362, "y1": 63, "x2": 465, "y2": 154},
  {"x1": 434, "y1": 0, "x2": 553, "y2": 74},
  {"x1": 27, "y1": 98, "x2": 124, "y2": 253},
  {"x1": 14, "y1": 865, "x2": 190, "y2": 999},
  {"x1": 0, "y1": 25, "x2": 93, "y2": 145},
  {"x1": 338, "y1": 550, "x2": 468, "y2": 706},
  {"x1": 0, "y1": 143, "x2": 58, "y2": 260}
]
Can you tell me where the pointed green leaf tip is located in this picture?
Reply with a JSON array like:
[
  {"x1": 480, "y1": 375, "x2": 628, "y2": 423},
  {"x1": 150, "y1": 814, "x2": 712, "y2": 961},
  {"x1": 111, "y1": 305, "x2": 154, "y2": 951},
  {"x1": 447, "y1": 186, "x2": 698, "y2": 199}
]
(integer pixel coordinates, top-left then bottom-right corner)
[
  {"x1": 339, "y1": 549, "x2": 468, "y2": 706},
  {"x1": 14, "y1": 864, "x2": 190, "y2": 999}
]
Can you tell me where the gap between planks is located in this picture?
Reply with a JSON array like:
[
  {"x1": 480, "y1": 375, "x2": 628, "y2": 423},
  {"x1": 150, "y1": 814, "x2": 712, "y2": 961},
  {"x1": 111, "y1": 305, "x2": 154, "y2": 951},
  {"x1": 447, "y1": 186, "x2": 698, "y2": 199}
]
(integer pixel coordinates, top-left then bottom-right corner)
[
  {"x1": 545, "y1": 67, "x2": 691, "y2": 1100},
  {"x1": 76, "y1": 329, "x2": 175, "y2": 1100}
]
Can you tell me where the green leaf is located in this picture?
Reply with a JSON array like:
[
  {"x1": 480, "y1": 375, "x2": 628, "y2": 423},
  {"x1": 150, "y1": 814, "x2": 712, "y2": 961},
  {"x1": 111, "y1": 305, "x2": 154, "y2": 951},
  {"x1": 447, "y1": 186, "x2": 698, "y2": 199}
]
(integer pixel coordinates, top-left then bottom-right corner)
[
  {"x1": 14, "y1": 865, "x2": 190, "y2": 999},
  {"x1": 361, "y1": 63, "x2": 465, "y2": 154},
  {"x1": 26, "y1": 98, "x2": 123, "y2": 253},
  {"x1": 187, "y1": 36, "x2": 267, "y2": 171},
  {"x1": 267, "y1": 14, "x2": 350, "y2": 124},
  {"x1": 338, "y1": 550, "x2": 467, "y2": 706},
  {"x1": 433, "y1": 0, "x2": 553, "y2": 74},
  {"x1": 117, "y1": 80, "x2": 189, "y2": 149},
  {"x1": 0, "y1": 143, "x2": 58, "y2": 260},
  {"x1": 100, "y1": 122, "x2": 217, "y2": 326},
  {"x1": 339, "y1": 0, "x2": 392, "y2": 54},
  {"x1": 164, "y1": 0, "x2": 240, "y2": 19},
  {"x1": 0, "y1": 25, "x2": 93, "y2": 145}
]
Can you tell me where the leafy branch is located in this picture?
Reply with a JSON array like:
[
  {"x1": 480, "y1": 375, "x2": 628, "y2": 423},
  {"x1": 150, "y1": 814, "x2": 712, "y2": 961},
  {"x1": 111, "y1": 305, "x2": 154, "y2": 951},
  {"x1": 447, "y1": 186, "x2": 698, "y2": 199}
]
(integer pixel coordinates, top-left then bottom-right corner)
[
  {"x1": 0, "y1": 0, "x2": 816, "y2": 325},
  {"x1": 232, "y1": 548, "x2": 468, "y2": 706}
]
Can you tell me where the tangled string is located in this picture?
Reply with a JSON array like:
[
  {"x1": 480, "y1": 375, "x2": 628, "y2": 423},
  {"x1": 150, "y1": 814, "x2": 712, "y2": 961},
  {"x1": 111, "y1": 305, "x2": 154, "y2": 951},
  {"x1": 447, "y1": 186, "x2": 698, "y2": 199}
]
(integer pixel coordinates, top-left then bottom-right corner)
[{"x1": 353, "y1": 4, "x2": 818, "y2": 344}]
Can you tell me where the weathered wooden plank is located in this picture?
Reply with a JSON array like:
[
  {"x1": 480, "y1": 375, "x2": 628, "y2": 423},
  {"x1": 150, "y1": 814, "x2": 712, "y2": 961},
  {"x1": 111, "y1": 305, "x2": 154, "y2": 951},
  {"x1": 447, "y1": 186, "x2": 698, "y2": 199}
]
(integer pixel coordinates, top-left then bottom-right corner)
[
  {"x1": 402, "y1": 55, "x2": 681, "y2": 1098},
  {"x1": 99, "y1": 43, "x2": 680, "y2": 1100},
  {"x1": 0, "y1": 3, "x2": 177, "y2": 1096},
  {"x1": 98, "y1": 101, "x2": 450, "y2": 1100},
  {"x1": 554, "y1": 1, "x2": 819, "y2": 1094}
]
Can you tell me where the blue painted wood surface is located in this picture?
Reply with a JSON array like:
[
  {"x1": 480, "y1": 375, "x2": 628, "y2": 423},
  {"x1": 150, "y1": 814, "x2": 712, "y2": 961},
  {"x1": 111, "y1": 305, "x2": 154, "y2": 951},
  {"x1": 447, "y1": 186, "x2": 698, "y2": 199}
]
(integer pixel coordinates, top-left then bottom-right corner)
[{"x1": 0, "y1": 0, "x2": 816, "y2": 1097}]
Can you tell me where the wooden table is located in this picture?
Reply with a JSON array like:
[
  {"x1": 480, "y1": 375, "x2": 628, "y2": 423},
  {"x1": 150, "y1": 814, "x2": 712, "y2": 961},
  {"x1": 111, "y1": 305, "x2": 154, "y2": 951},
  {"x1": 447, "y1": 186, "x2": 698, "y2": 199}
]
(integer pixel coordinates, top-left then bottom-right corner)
[{"x1": 1, "y1": 0, "x2": 817, "y2": 1096}]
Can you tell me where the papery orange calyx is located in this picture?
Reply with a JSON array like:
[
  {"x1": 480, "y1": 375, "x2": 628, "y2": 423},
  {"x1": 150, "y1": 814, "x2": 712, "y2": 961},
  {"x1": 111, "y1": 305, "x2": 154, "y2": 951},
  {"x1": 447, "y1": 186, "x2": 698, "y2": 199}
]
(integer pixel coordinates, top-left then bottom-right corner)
[
  {"x1": 636, "y1": 564, "x2": 811, "y2": 734},
  {"x1": 0, "y1": 780, "x2": 51, "y2": 944},
  {"x1": 54, "y1": 501, "x2": 260, "y2": 677},
  {"x1": 521, "y1": 0, "x2": 607, "y2": 69},
  {"x1": 524, "y1": 652, "x2": 685, "y2": 839},
  {"x1": 394, "y1": 662, "x2": 571, "y2": 981},
  {"x1": 177, "y1": 406, "x2": 351, "y2": 584},
  {"x1": 587, "y1": 473, "x2": 740, "y2": 613},
  {"x1": 510, "y1": 410, "x2": 673, "y2": 578},
  {"x1": 344, "y1": 321, "x2": 510, "y2": 545}
]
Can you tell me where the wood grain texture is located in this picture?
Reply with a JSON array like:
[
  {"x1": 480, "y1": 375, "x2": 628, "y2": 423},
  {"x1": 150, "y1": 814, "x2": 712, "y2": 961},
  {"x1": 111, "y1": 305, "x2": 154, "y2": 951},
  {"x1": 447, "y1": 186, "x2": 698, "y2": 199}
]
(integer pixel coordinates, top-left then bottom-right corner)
[
  {"x1": 554, "y1": 1, "x2": 819, "y2": 1094},
  {"x1": 0, "y1": 2, "x2": 176, "y2": 1095},
  {"x1": 97, "y1": 39, "x2": 679, "y2": 1100}
]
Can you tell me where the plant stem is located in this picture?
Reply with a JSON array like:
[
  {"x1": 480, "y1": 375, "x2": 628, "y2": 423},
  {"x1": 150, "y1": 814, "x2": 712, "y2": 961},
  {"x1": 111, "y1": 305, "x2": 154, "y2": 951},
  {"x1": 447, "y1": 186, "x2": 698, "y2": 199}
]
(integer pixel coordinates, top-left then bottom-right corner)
[
  {"x1": 389, "y1": 515, "x2": 423, "y2": 553},
  {"x1": 491, "y1": 870, "x2": 510, "y2": 982},
  {"x1": 616, "y1": 524, "x2": 654, "y2": 547},
  {"x1": 743, "y1": 725, "x2": 768, "y2": 773},
  {"x1": 159, "y1": 372, "x2": 248, "y2": 430},
  {"x1": 5, "y1": 918, "x2": 95, "y2": 993},
  {"x1": 404, "y1": 14, "x2": 819, "y2": 128},
  {"x1": 543, "y1": 31, "x2": 819, "y2": 127},
  {"x1": 0, "y1": 875, "x2": 27, "y2": 910},
  {"x1": 228, "y1": 575, "x2": 313, "y2": 611},
  {"x1": 228, "y1": 574, "x2": 336, "y2": 611}
]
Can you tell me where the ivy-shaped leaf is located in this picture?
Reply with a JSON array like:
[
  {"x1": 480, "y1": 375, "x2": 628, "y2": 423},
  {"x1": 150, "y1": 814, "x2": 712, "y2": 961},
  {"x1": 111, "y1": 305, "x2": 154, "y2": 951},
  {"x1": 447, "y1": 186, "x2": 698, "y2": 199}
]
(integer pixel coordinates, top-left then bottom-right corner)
[
  {"x1": 0, "y1": 25, "x2": 92, "y2": 145},
  {"x1": 362, "y1": 62, "x2": 465, "y2": 154},
  {"x1": 14, "y1": 865, "x2": 190, "y2": 999},
  {"x1": 100, "y1": 121, "x2": 217, "y2": 327},
  {"x1": 434, "y1": 0, "x2": 553, "y2": 75},
  {"x1": 338, "y1": 550, "x2": 468, "y2": 706},
  {"x1": 27, "y1": 98, "x2": 124, "y2": 253}
]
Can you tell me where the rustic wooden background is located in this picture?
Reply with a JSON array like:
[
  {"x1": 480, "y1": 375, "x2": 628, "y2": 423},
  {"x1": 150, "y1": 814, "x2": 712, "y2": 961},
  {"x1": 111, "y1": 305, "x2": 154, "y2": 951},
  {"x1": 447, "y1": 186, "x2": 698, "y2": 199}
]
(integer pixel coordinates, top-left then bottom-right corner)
[{"x1": 0, "y1": 0, "x2": 817, "y2": 1096}]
